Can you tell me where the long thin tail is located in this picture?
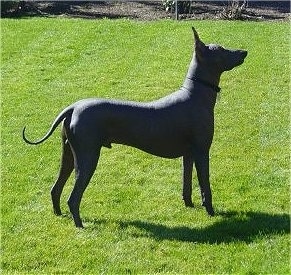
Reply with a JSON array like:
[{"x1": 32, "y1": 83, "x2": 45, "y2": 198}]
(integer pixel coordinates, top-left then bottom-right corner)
[{"x1": 22, "y1": 106, "x2": 74, "y2": 145}]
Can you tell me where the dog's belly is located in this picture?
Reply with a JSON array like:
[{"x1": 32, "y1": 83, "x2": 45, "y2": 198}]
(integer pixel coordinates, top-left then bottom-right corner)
[{"x1": 112, "y1": 136, "x2": 191, "y2": 159}]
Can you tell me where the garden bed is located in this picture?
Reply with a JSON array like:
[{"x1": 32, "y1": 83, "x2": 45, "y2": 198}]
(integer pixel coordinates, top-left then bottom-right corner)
[{"x1": 2, "y1": 1, "x2": 290, "y2": 21}]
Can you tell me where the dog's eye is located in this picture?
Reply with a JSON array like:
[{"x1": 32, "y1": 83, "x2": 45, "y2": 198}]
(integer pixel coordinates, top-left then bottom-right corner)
[{"x1": 208, "y1": 44, "x2": 223, "y2": 51}]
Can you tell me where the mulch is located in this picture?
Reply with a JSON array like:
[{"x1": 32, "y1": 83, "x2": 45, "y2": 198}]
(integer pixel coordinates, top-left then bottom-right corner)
[{"x1": 2, "y1": 1, "x2": 290, "y2": 21}]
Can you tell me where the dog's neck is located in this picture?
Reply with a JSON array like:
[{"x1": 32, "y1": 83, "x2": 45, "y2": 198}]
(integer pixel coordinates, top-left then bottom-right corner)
[
  {"x1": 185, "y1": 77, "x2": 221, "y2": 94},
  {"x1": 183, "y1": 56, "x2": 221, "y2": 94}
]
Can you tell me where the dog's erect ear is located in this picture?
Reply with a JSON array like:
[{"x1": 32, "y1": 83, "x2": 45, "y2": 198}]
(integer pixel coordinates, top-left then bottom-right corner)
[
  {"x1": 192, "y1": 27, "x2": 205, "y2": 60},
  {"x1": 192, "y1": 27, "x2": 205, "y2": 47},
  {"x1": 192, "y1": 27, "x2": 200, "y2": 42}
]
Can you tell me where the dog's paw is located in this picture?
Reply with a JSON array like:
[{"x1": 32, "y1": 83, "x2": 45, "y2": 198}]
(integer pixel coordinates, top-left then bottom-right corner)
[
  {"x1": 205, "y1": 206, "x2": 215, "y2": 216},
  {"x1": 183, "y1": 199, "x2": 194, "y2": 208}
]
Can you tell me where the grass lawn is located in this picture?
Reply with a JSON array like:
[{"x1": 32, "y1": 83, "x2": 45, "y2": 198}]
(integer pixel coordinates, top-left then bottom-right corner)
[{"x1": 1, "y1": 18, "x2": 290, "y2": 274}]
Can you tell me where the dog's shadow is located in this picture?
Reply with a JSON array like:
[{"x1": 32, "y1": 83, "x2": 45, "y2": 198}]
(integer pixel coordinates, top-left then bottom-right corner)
[{"x1": 85, "y1": 211, "x2": 290, "y2": 244}]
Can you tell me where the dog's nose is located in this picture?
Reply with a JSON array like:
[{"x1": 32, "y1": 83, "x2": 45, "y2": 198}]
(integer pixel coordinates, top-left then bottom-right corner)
[{"x1": 242, "y1": 50, "x2": 248, "y2": 58}]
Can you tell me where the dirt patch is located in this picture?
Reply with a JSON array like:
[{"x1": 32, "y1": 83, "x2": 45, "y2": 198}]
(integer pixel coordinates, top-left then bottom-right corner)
[{"x1": 2, "y1": 1, "x2": 290, "y2": 21}]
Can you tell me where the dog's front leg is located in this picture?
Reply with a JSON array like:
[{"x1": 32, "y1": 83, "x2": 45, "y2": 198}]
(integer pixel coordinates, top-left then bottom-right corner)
[
  {"x1": 182, "y1": 154, "x2": 194, "y2": 207},
  {"x1": 194, "y1": 150, "x2": 215, "y2": 216}
]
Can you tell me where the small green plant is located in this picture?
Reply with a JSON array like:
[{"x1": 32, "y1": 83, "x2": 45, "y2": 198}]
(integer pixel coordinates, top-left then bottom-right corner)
[
  {"x1": 220, "y1": 0, "x2": 247, "y2": 20},
  {"x1": 162, "y1": 0, "x2": 191, "y2": 14},
  {"x1": 162, "y1": 0, "x2": 175, "y2": 12}
]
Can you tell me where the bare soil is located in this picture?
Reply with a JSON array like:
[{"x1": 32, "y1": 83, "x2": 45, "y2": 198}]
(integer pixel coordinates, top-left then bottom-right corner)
[{"x1": 2, "y1": 1, "x2": 290, "y2": 21}]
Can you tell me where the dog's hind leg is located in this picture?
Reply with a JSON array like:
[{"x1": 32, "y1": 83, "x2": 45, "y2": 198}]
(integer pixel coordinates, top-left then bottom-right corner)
[
  {"x1": 182, "y1": 154, "x2": 194, "y2": 207},
  {"x1": 68, "y1": 146, "x2": 101, "y2": 228},
  {"x1": 51, "y1": 123, "x2": 74, "y2": 216},
  {"x1": 194, "y1": 150, "x2": 214, "y2": 216}
]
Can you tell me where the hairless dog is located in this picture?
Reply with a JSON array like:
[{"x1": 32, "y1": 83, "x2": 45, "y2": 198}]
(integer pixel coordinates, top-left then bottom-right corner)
[{"x1": 23, "y1": 27, "x2": 247, "y2": 228}]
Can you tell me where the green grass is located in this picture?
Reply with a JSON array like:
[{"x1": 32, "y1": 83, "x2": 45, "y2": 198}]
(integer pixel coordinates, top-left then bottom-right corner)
[{"x1": 1, "y1": 18, "x2": 290, "y2": 274}]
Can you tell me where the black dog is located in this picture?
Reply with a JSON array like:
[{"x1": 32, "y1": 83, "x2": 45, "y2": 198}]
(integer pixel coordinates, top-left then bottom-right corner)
[{"x1": 23, "y1": 28, "x2": 247, "y2": 227}]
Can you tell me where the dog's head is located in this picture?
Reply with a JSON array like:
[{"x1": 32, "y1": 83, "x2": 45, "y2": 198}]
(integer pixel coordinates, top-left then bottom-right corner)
[{"x1": 192, "y1": 27, "x2": 247, "y2": 73}]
